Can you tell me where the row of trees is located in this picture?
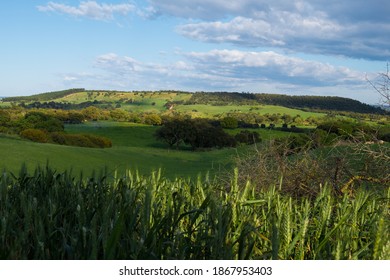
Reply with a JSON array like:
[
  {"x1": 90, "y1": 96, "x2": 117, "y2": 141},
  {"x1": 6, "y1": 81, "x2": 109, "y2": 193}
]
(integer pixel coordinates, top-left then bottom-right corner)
[{"x1": 186, "y1": 92, "x2": 387, "y2": 114}]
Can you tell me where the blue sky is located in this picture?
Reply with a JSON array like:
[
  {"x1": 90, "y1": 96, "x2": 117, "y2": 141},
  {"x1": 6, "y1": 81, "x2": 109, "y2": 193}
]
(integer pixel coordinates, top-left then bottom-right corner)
[{"x1": 1, "y1": 0, "x2": 389, "y2": 104}]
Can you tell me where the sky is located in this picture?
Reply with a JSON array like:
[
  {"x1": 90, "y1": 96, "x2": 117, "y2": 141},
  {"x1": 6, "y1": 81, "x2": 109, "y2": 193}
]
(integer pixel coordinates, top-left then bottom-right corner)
[{"x1": 0, "y1": 1, "x2": 389, "y2": 104}]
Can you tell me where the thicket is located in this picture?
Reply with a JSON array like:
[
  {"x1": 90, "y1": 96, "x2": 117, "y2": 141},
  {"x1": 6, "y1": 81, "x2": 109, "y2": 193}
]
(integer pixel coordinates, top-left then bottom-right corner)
[
  {"x1": 13, "y1": 112, "x2": 112, "y2": 148},
  {"x1": 155, "y1": 118, "x2": 237, "y2": 150},
  {"x1": 0, "y1": 166, "x2": 388, "y2": 260},
  {"x1": 317, "y1": 118, "x2": 390, "y2": 142},
  {"x1": 235, "y1": 136, "x2": 390, "y2": 198}
]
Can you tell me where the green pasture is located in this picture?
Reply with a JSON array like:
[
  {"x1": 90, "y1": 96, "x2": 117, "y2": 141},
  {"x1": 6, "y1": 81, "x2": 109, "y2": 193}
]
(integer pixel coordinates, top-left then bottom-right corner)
[
  {"x1": 51, "y1": 91, "x2": 326, "y2": 118},
  {"x1": 175, "y1": 104, "x2": 325, "y2": 118},
  {"x1": 55, "y1": 91, "x2": 191, "y2": 112},
  {"x1": 0, "y1": 122, "x2": 239, "y2": 179},
  {"x1": 0, "y1": 120, "x2": 310, "y2": 178}
]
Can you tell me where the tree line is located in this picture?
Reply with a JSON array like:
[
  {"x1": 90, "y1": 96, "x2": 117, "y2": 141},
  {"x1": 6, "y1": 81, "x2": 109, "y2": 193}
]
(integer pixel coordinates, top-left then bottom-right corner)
[
  {"x1": 2, "y1": 88, "x2": 85, "y2": 102},
  {"x1": 154, "y1": 118, "x2": 261, "y2": 150},
  {"x1": 186, "y1": 92, "x2": 387, "y2": 114}
]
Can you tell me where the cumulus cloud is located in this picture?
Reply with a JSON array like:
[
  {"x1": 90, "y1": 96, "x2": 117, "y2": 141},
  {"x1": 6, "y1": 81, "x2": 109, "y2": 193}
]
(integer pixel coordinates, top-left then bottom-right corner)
[
  {"x1": 147, "y1": 0, "x2": 271, "y2": 20},
  {"x1": 91, "y1": 50, "x2": 364, "y2": 91},
  {"x1": 178, "y1": 13, "x2": 390, "y2": 60},
  {"x1": 37, "y1": 1, "x2": 135, "y2": 21},
  {"x1": 184, "y1": 49, "x2": 364, "y2": 86},
  {"x1": 150, "y1": 0, "x2": 390, "y2": 61}
]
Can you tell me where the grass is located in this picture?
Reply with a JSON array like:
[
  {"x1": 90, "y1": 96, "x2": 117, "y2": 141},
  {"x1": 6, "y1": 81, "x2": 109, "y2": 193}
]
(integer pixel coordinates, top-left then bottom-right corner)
[
  {"x1": 50, "y1": 91, "x2": 325, "y2": 118},
  {"x1": 175, "y1": 104, "x2": 325, "y2": 118},
  {"x1": 54, "y1": 91, "x2": 192, "y2": 113},
  {"x1": 0, "y1": 122, "x2": 237, "y2": 179},
  {"x1": 0, "y1": 165, "x2": 388, "y2": 259}
]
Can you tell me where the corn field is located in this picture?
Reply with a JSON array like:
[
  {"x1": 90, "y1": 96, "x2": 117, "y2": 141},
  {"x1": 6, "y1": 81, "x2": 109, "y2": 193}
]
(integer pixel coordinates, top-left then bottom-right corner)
[{"x1": 0, "y1": 165, "x2": 389, "y2": 259}]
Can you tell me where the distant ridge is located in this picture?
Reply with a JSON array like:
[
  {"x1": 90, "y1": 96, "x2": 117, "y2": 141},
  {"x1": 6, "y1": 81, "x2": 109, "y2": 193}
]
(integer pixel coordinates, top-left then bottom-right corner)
[
  {"x1": 2, "y1": 88, "x2": 85, "y2": 102},
  {"x1": 187, "y1": 92, "x2": 387, "y2": 115},
  {"x1": 1, "y1": 89, "x2": 387, "y2": 115}
]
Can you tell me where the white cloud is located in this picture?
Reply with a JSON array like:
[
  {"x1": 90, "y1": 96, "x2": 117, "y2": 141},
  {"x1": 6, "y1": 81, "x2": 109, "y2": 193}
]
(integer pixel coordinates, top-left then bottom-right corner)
[
  {"x1": 178, "y1": 12, "x2": 390, "y2": 60},
  {"x1": 90, "y1": 50, "x2": 364, "y2": 92},
  {"x1": 59, "y1": 50, "x2": 377, "y2": 103},
  {"x1": 149, "y1": 0, "x2": 390, "y2": 61},
  {"x1": 37, "y1": 1, "x2": 135, "y2": 21},
  {"x1": 148, "y1": 0, "x2": 277, "y2": 20},
  {"x1": 184, "y1": 49, "x2": 364, "y2": 86}
]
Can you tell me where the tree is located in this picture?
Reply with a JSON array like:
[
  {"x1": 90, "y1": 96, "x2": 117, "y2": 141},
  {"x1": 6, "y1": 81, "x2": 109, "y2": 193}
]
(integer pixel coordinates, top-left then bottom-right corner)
[
  {"x1": 155, "y1": 118, "x2": 237, "y2": 150},
  {"x1": 220, "y1": 116, "x2": 238, "y2": 129},
  {"x1": 154, "y1": 119, "x2": 185, "y2": 148},
  {"x1": 367, "y1": 63, "x2": 390, "y2": 106},
  {"x1": 235, "y1": 130, "x2": 261, "y2": 145},
  {"x1": 18, "y1": 112, "x2": 64, "y2": 132}
]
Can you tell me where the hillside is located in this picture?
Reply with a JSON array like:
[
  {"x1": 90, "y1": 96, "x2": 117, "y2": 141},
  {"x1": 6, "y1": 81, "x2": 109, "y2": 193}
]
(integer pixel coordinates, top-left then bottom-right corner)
[
  {"x1": 186, "y1": 92, "x2": 387, "y2": 114},
  {"x1": 2, "y1": 88, "x2": 85, "y2": 102},
  {"x1": 2, "y1": 89, "x2": 387, "y2": 115}
]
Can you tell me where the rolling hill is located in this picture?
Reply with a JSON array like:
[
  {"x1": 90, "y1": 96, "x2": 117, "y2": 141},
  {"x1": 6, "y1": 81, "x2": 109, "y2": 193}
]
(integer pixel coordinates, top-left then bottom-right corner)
[{"x1": 2, "y1": 89, "x2": 387, "y2": 115}]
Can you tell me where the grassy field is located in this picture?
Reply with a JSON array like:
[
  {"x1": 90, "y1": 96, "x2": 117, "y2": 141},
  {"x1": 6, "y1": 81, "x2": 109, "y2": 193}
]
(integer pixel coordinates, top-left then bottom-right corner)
[
  {"x1": 0, "y1": 122, "x2": 241, "y2": 178},
  {"x1": 54, "y1": 91, "x2": 192, "y2": 113},
  {"x1": 1, "y1": 91, "x2": 389, "y2": 260},
  {"x1": 25, "y1": 90, "x2": 326, "y2": 118},
  {"x1": 175, "y1": 104, "x2": 325, "y2": 118},
  {"x1": 0, "y1": 120, "x2": 306, "y2": 179}
]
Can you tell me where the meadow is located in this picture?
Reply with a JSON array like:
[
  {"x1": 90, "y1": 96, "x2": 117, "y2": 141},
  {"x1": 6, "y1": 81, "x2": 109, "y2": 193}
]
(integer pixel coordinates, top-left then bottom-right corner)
[
  {"x1": 0, "y1": 90, "x2": 389, "y2": 260},
  {"x1": 0, "y1": 122, "x2": 239, "y2": 179}
]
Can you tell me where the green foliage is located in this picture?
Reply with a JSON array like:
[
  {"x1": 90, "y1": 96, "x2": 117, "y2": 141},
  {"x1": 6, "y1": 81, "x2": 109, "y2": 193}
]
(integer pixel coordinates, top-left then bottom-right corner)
[
  {"x1": 155, "y1": 118, "x2": 237, "y2": 150},
  {"x1": 17, "y1": 111, "x2": 64, "y2": 132},
  {"x1": 0, "y1": 110, "x2": 11, "y2": 126},
  {"x1": 19, "y1": 125, "x2": 112, "y2": 148},
  {"x1": 20, "y1": 129, "x2": 49, "y2": 143},
  {"x1": 220, "y1": 116, "x2": 239, "y2": 129},
  {"x1": 316, "y1": 119, "x2": 376, "y2": 140},
  {"x1": 0, "y1": 166, "x2": 388, "y2": 259},
  {"x1": 143, "y1": 114, "x2": 162, "y2": 126},
  {"x1": 187, "y1": 92, "x2": 387, "y2": 114},
  {"x1": 234, "y1": 130, "x2": 261, "y2": 145},
  {"x1": 50, "y1": 132, "x2": 112, "y2": 148},
  {"x1": 2, "y1": 88, "x2": 85, "y2": 102}
]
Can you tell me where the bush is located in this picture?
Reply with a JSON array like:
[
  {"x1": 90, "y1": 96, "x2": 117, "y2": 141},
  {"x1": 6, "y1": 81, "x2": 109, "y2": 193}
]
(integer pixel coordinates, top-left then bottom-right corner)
[
  {"x1": 50, "y1": 132, "x2": 112, "y2": 148},
  {"x1": 20, "y1": 129, "x2": 49, "y2": 143},
  {"x1": 18, "y1": 112, "x2": 64, "y2": 132},
  {"x1": 143, "y1": 114, "x2": 162, "y2": 126},
  {"x1": 220, "y1": 116, "x2": 238, "y2": 129},
  {"x1": 235, "y1": 130, "x2": 261, "y2": 145}
]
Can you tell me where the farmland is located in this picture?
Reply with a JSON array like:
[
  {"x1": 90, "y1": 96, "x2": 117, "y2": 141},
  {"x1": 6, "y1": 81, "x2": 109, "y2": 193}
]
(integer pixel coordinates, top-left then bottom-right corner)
[
  {"x1": 0, "y1": 122, "x2": 236, "y2": 178},
  {"x1": 0, "y1": 89, "x2": 389, "y2": 260}
]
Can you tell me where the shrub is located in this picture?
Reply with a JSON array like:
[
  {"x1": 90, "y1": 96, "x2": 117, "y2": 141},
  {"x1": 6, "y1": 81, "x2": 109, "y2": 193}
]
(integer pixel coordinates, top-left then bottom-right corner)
[
  {"x1": 18, "y1": 111, "x2": 64, "y2": 132},
  {"x1": 50, "y1": 132, "x2": 112, "y2": 148},
  {"x1": 220, "y1": 116, "x2": 238, "y2": 129},
  {"x1": 20, "y1": 129, "x2": 49, "y2": 143},
  {"x1": 235, "y1": 130, "x2": 261, "y2": 145},
  {"x1": 82, "y1": 134, "x2": 112, "y2": 148},
  {"x1": 144, "y1": 114, "x2": 162, "y2": 126}
]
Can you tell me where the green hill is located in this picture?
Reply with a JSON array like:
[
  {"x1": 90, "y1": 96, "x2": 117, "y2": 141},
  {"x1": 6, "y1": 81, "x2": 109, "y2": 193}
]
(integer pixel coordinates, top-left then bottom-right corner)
[
  {"x1": 186, "y1": 92, "x2": 387, "y2": 114},
  {"x1": 2, "y1": 88, "x2": 85, "y2": 102},
  {"x1": 3, "y1": 89, "x2": 386, "y2": 115}
]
